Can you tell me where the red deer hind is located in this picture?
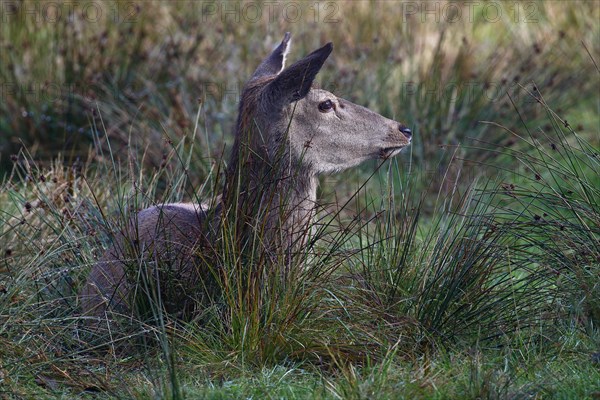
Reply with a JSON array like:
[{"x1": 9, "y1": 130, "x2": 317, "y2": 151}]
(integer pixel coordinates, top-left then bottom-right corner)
[{"x1": 79, "y1": 32, "x2": 412, "y2": 323}]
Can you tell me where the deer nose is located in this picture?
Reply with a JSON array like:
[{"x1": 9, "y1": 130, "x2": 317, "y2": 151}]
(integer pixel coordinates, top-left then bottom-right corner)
[{"x1": 399, "y1": 125, "x2": 412, "y2": 139}]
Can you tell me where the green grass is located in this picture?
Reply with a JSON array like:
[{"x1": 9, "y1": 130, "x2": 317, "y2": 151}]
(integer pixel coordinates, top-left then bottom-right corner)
[{"x1": 1, "y1": 1, "x2": 599, "y2": 398}]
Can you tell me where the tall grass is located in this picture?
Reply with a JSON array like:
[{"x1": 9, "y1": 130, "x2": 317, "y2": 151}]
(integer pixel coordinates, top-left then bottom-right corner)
[
  {"x1": 0, "y1": 1, "x2": 598, "y2": 397},
  {"x1": 2, "y1": 92, "x2": 598, "y2": 396},
  {"x1": 2, "y1": 2, "x2": 597, "y2": 180},
  {"x1": 477, "y1": 92, "x2": 600, "y2": 333}
]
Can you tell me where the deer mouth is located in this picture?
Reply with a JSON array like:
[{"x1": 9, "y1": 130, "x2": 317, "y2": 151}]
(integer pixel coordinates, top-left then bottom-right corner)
[{"x1": 379, "y1": 146, "x2": 406, "y2": 159}]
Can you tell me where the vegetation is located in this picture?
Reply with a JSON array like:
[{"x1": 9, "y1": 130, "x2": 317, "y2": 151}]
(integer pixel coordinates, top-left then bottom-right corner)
[{"x1": 1, "y1": 1, "x2": 598, "y2": 398}]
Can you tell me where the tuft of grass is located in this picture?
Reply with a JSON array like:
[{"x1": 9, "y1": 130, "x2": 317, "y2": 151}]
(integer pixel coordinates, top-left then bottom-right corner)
[{"x1": 475, "y1": 89, "x2": 600, "y2": 335}]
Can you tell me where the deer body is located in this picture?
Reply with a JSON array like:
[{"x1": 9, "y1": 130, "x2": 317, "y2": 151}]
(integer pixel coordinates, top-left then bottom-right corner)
[{"x1": 79, "y1": 33, "x2": 412, "y2": 320}]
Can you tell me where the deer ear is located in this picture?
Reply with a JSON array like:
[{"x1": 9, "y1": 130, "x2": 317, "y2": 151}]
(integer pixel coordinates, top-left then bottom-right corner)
[
  {"x1": 251, "y1": 32, "x2": 292, "y2": 80},
  {"x1": 262, "y1": 42, "x2": 333, "y2": 111}
]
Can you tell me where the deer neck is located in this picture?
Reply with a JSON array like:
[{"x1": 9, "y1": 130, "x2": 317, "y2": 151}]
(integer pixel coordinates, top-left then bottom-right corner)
[{"x1": 223, "y1": 150, "x2": 317, "y2": 242}]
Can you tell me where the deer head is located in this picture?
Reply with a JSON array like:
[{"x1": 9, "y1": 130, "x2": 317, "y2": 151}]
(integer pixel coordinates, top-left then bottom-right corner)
[
  {"x1": 230, "y1": 32, "x2": 412, "y2": 186},
  {"x1": 224, "y1": 32, "x2": 413, "y2": 244}
]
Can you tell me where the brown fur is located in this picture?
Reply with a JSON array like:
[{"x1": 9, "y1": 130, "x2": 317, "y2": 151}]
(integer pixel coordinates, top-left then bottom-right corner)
[{"x1": 79, "y1": 34, "x2": 412, "y2": 325}]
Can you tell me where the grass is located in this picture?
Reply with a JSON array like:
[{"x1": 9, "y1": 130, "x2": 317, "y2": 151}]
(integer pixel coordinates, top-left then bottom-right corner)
[{"x1": 1, "y1": 0, "x2": 599, "y2": 398}]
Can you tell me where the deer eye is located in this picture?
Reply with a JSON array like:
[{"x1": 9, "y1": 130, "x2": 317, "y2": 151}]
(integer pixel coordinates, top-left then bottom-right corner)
[{"x1": 318, "y1": 99, "x2": 335, "y2": 113}]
